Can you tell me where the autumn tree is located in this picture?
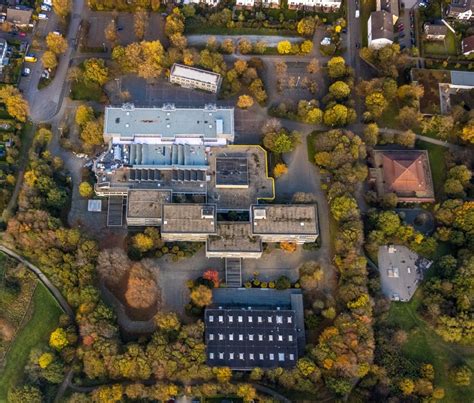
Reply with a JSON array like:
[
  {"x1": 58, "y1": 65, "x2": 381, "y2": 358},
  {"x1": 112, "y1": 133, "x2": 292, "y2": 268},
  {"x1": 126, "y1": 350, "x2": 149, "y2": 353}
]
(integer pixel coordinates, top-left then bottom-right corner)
[
  {"x1": 397, "y1": 106, "x2": 422, "y2": 130},
  {"x1": 97, "y1": 248, "x2": 130, "y2": 287},
  {"x1": 253, "y1": 40, "x2": 267, "y2": 54},
  {"x1": 238, "y1": 38, "x2": 252, "y2": 54},
  {"x1": 170, "y1": 33, "x2": 187, "y2": 50},
  {"x1": 365, "y1": 91, "x2": 387, "y2": 118},
  {"x1": 323, "y1": 104, "x2": 356, "y2": 127},
  {"x1": 330, "y1": 195, "x2": 359, "y2": 221},
  {"x1": 125, "y1": 262, "x2": 159, "y2": 309},
  {"x1": 79, "y1": 182, "x2": 93, "y2": 198},
  {"x1": 154, "y1": 311, "x2": 181, "y2": 332},
  {"x1": 450, "y1": 365, "x2": 471, "y2": 386},
  {"x1": 213, "y1": 367, "x2": 232, "y2": 383},
  {"x1": 83, "y1": 58, "x2": 109, "y2": 86},
  {"x1": 52, "y1": 0, "x2": 71, "y2": 18},
  {"x1": 80, "y1": 119, "x2": 103, "y2": 147},
  {"x1": 237, "y1": 384, "x2": 256, "y2": 402},
  {"x1": 220, "y1": 38, "x2": 235, "y2": 54},
  {"x1": 297, "y1": 16, "x2": 317, "y2": 37},
  {"x1": 46, "y1": 32, "x2": 68, "y2": 54},
  {"x1": 7, "y1": 386, "x2": 43, "y2": 403},
  {"x1": 327, "y1": 56, "x2": 347, "y2": 78},
  {"x1": 105, "y1": 19, "x2": 118, "y2": 44},
  {"x1": 49, "y1": 328, "x2": 69, "y2": 350},
  {"x1": 273, "y1": 163, "x2": 288, "y2": 178},
  {"x1": 190, "y1": 285, "x2": 212, "y2": 307},
  {"x1": 363, "y1": 123, "x2": 379, "y2": 146},
  {"x1": 165, "y1": 8, "x2": 185, "y2": 37},
  {"x1": 0, "y1": 86, "x2": 29, "y2": 122},
  {"x1": 277, "y1": 40, "x2": 292, "y2": 54},
  {"x1": 132, "y1": 232, "x2": 154, "y2": 253},
  {"x1": 280, "y1": 241, "x2": 297, "y2": 252},
  {"x1": 307, "y1": 58, "x2": 320, "y2": 74},
  {"x1": 75, "y1": 104, "x2": 94, "y2": 126},
  {"x1": 329, "y1": 81, "x2": 351, "y2": 99},
  {"x1": 300, "y1": 40, "x2": 313, "y2": 54},
  {"x1": 237, "y1": 95, "x2": 254, "y2": 109},
  {"x1": 298, "y1": 261, "x2": 323, "y2": 290},
  {"x1": 134, "y1": 10, "x2": 148, "y2": 40},
  {"x1": 42, "y1": 50, "x2": 58, "y2": 69}
]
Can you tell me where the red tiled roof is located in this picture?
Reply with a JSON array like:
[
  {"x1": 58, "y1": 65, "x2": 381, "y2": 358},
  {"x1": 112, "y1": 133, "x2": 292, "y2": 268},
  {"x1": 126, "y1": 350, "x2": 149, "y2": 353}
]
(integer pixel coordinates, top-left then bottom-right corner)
[{"x1": 382, "y1": 152, "x2": 428, "y2": 194}]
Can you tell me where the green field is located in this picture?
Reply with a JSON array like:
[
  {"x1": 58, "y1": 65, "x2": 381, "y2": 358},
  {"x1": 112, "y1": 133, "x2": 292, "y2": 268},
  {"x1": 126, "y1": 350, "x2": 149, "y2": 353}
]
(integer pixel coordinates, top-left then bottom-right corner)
[
  {"x1": 423, "y1": 30, "x2": 459, "y2": 56},
  {"x1": 0, "y1": 283, "x2": 63, "y2": 400},
  {"x1": 415, "y1": 140, "x2": 447, "y2": 198},
  {"x1": 70, "y1": 79, "x2": 103, "y2": 102},
  {"x1": 387, "y1": 291, "x2": 474, "y2": 402}
]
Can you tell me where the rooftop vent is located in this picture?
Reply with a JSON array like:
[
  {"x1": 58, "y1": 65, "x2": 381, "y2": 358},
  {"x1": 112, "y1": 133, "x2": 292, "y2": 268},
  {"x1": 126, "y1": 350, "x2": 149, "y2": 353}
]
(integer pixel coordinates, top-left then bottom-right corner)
[{"x1": 254, "y1": 208, "x2": 266, "y2": 220}]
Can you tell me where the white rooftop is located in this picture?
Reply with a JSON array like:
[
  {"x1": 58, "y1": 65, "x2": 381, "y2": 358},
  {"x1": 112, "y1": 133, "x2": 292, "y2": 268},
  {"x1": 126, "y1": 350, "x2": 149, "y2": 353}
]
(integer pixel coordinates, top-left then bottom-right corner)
[
  {"x1": 104, "y1": 103, "x2": 234, "y2": 142},
  {"x1": 88, "y1": 199, "x2": 102, "y2": 212},
  {"x1": 171, "y1": 63, "x2": 221, "y2": 86}
]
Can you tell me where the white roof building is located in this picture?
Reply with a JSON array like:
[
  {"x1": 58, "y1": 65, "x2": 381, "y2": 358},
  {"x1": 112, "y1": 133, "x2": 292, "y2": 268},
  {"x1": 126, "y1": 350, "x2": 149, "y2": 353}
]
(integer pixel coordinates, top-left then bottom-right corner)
[{"x1": 170, "y1": 63, "x2": 222, "y2": 93}]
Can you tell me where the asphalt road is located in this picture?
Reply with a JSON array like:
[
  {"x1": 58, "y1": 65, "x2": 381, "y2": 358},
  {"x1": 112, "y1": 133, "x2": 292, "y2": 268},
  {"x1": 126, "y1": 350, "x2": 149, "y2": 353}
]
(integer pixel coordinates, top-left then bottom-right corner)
[{"x1": 26, "y1": 0, "x2": 85, "y2": 123}]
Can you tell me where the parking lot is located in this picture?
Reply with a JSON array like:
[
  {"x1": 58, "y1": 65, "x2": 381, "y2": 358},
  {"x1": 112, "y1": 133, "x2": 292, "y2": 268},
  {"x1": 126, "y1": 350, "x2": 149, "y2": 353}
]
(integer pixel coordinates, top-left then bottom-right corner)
[
  {"x1": 396, "y1": 7, "x2": 417, "y2": 50},
  {"x1": 85, "y1": 12, "x2": 166, "y2": 48}
]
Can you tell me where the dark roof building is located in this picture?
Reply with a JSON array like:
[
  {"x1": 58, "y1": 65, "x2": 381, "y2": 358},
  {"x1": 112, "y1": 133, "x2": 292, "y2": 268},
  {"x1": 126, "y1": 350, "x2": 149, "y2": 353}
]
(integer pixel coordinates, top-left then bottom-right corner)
[
  {"x1": 6, "y1": 6, "x2": 32, "y2": 26},
  {"x1": 445, "y1": 0, "x2": 474, "y2": 19},
  {"x1": 368, "y1": 10, "x2": 394, "y2": 49},
  {"x1": 205, "y1": 289, "x2": 305, "y2": 369},
  {"x1": 462, "y1": 35, "x2": 474, "y2": 55},
  {"x1": 423, "y1": 23, "x2": 448, "y2": 40}
]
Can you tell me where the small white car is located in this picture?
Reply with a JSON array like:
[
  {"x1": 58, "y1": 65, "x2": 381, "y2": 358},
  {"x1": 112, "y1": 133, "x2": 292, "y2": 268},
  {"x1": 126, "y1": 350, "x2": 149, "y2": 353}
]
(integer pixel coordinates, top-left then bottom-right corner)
[{"x1": 38, "y1": 13, "x2": 48, "y2": 20}]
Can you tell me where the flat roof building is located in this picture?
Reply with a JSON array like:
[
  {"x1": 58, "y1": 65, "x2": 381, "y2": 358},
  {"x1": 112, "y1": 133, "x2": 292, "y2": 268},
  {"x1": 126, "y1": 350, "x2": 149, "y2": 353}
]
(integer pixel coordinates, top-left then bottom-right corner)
[
  {"x1": 161, "y1": 203, "x2": 217, "y2": 241},
  {"x1": 104, "y1": 103, "x2": 234, "y2": 145},
  {"x1": 462, "y1": 35, "x2": 474, "y2": 55},
  {"x1": 207, "y1": 222, "x2": 263, "y2": 259},
  {"x1": 215, "y1": 156, "x2": 249, "y2": 189},
  {"x1": 170, "y1": 64, "x2": 222, "y2": 93},
  {"x1": 126, "y1": 189, "x2": 172, "y2": 226},
  {"x1": 251, "y1": 204, "x2": 318, "y2": 243},
  {"x1": 205, "y1": 289, "x2": 305, "y2": 369},
  {"x1": 372, "y1": 150, "x2": 435, "y2": 203},
  {"x1": 378, "y1": 245, "x2": 432, "y2": 301}
]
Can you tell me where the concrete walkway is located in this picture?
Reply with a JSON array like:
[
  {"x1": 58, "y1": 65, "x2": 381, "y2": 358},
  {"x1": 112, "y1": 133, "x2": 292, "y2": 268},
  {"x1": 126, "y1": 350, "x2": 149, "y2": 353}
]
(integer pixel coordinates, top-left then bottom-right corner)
[{"x1": 0, "y1": 244, "x2": 74, "y2": 318}]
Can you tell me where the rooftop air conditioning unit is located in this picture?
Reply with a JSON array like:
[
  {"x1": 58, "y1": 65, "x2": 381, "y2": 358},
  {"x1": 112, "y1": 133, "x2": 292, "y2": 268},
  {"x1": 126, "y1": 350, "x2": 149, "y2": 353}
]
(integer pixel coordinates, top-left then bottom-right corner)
[
  {"x1": 201, "y1": 206, "x2": 214, "y2": 219},
  {"x1": 254, "y1": 208, "x2": 266, "y2": 219}
]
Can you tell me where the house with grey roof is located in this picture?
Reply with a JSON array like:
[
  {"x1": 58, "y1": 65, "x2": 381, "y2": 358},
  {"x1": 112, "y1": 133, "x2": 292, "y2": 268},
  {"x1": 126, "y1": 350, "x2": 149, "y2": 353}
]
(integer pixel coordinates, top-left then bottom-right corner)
[
  {"x1": 6, "y1": 6, "x2": 32, "y2": 26},
  {"x1": 424, "y1": 23, "x2": 448, "y2": 40},
  {"x1": 368, "y1": 10, "x2": 394, "y2": 49},
  {"x1": 378, "y1": 245, "x2": 432, "y2": 301},
  {"x1": 462, "y1": 35, "x2": 474, "y2": 55}
]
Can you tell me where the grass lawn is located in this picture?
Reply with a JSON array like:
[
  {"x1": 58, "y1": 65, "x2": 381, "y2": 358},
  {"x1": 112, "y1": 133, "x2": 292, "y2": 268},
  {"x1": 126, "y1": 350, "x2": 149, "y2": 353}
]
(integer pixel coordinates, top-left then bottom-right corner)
[
  {"x1": 306, "y1": 132, "x2": 317, "y2": 163},
  {"x1": 0, "y1": 284, "x2": 62, "y2": 400},
  {"x1": 415, "y1": 140, "x2": 446, "y2": 199},
  {"x1": 185, "y1": 23, "x2": 295, "y2": 36},
  {"x1": 423, "y1": 30, "x2": 459, "y2": 56},
  {"x1": 377, "y1": 103, "x2": 400, "y2": 129},
  {"x1": 360, "y1": 0, "x2": 376, "y2": 48},
  {"x1": 386, "y1": 291, "x2": 474, "y2": 402},
  {"x1": 70, "y1": 79, "x2": 103, "y2": 102}
]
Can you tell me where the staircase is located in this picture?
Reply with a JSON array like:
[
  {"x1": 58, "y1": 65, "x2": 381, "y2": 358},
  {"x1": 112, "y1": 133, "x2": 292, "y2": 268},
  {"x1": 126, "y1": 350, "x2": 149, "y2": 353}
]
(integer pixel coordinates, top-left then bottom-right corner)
[{"x1": 225, "y1": 258, "x2": 242, "y2": 288}]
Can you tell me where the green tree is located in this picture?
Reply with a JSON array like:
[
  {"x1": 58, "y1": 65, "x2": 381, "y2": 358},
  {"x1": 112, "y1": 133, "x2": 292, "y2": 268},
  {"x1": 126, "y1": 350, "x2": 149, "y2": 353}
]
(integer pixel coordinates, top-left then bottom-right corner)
[
  {"x1": 444, "y1": 178, "x2": 465, "y2": 196},
  {"x1": 324, "y1": 104, "x2": 355, "y2": 127},
  {"x1": 263, "y1": 129, "x2": 298, "y2": 153},
  {"x1": 330, "y1": 195, "x2": 358, "y2": 221},
  {"x1": 7, "y1": 385, "x2": 43, "y2": 403},
  {"x1": 363, "y1": 123, "x2": 379, "y2": 146},
  {"x1": 450, "y1": 365, "x2": 471, "y2": 386}
]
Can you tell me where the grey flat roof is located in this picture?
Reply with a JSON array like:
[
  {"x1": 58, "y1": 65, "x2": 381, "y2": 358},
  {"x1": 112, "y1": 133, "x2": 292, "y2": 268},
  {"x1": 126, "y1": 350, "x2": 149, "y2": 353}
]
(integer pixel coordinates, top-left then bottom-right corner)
[
  {"x1": 171, "y1": 63, "x2": 221, "y2": 86},
  {"x1": 129, "y1": 143, "x2": 207, "y2": 167},
  {"x1": 216, "y1": 156, "x2": 249, "y2": 187},
  {"x1": 207, "y1": 222, "x2": 262, "y2": 253},
  {"x1": 378, "y1": 245, "x2": 425, "y2": 301},
  {"x1": 104, "y1": 104, "x2": 234, "y2": 140},
  {"x1": 212, "y1": 288, "x2": 302, "y2": 308},
  {"x1": 127, "y1": 189, "x2": 172, "y2": 218},
  {"x1": 161, "y1": 203, "x2": 217, "y2": 234},
  {"x1": 251, "y1": 204, "x2": 318, "y2": 235},
  {"x1": 450, "y1": 70, "x2": 474, "y2": 86}
]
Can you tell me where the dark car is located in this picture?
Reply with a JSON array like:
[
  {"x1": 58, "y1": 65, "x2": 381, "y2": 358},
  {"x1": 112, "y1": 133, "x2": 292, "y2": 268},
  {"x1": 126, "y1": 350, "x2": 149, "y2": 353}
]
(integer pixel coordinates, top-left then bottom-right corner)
[
  {"x1": 399, "y1": 33, "x2": 405, "y2": 38},
  {"x1": 342, "y1": 28, "x2": 347, "y2": 34}
]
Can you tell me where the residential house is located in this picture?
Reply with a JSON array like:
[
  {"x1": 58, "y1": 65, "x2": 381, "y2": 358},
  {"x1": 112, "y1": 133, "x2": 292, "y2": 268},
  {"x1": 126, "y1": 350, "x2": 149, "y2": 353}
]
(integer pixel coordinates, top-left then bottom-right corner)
[
  {"x1": 423, "y1": 23, "x2": 448, "y2": 40},
  {"x1": 6, "y1": 6, "x2": 32, "y2": 27},
  {"x1": 379, "y1": 0, "x2": 399, "y2": 23},
  {"x1": 445, "y1": 0, "x2": 474, "y2": 20},
  {"x1": 462, "y1": 35, "x2": 474, "y2": 55},
  {"x1": 0, "y1": 38, "x2": 7, "y2": 70},
  {"x1": 368, "y1": 10, "x2": 394, "y2": 49},
  {"x1": 288, "y1": 0, "x2": 342, "y2": 11}
]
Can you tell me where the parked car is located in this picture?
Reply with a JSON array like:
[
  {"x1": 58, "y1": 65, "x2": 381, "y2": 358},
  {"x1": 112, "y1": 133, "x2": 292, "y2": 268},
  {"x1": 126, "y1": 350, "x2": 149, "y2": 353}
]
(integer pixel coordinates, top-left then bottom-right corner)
[
  {"x1": 399, "y1": 33, "x2": 405, "y2": 38},
  {"x1": 22, "y1": 67, "x2": 30, "y2": 76},
  {"x1": 25, "y1": 54, "x2": 37, "y2": 62},
  {"x1": 19, "y1": 31, "x2": 26, "y2": 37},
  {"x1": 40, "y1": 4, "x2": 51, "y2": 11},
  {"x1": 38, "y1": 13, "x2": 48, "y2": 19}
]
